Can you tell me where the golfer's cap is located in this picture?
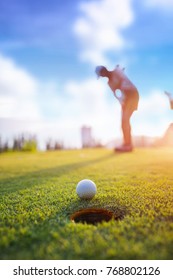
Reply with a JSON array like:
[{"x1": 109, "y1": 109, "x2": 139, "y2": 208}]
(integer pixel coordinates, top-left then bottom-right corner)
[{"x1": 95, "y1": 65, "x2": 106, "y2": 79}]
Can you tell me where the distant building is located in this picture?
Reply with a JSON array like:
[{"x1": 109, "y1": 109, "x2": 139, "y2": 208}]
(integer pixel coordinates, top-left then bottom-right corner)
[
  {"x1": 81, "y1": 126, "x2": 94, "y2": 148},
  {"x1": 106, "y1": 136, "x2": 159, "y2": 149},
  {"x1": 160, "y1": 123, "x2": 173, "y2": 146},
  {"x1": 133, "y1": 136, "x2": 159, "y2": 147}
]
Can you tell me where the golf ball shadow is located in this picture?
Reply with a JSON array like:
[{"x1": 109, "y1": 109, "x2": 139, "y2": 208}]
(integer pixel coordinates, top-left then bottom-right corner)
[{"x1": 70, "y1": 208, "x2": 123, "y2": 225}]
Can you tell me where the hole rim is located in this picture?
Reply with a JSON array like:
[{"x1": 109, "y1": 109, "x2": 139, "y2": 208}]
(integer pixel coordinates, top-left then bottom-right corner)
[{"x1": 70, "y1": 207, "x2": 122, "y2": 225}]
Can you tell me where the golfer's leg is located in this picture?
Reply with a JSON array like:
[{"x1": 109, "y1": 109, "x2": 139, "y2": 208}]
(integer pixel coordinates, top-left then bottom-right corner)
[{"x1": 121, "y1": 109, "x2": 133, "y2": 146}]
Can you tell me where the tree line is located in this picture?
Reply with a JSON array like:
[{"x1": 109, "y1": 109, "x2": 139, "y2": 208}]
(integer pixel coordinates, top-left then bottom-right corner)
[{"x1": 0, "y1": 135, "x2": 64, "y2": 153}]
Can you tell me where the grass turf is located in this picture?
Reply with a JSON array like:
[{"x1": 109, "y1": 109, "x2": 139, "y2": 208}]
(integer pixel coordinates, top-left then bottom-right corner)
[{"x1": 0, "y1": 148, "x2": 173, "y2": 260}]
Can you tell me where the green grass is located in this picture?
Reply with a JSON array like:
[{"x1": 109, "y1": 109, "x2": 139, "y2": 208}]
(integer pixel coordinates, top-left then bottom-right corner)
[{"x1": 0, "y1": 148, "x2": 173, "y2": 260}]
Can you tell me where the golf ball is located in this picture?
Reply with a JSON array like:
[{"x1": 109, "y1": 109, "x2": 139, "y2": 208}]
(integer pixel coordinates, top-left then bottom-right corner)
[{"x1": 76, "y1": 179, "x2": 97, "y2": 199}]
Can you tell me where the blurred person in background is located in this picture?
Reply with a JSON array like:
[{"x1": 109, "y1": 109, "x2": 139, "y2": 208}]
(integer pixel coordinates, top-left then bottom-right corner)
[{"x1": 95, "y1": 65, "x2": 139, "y2": 152}]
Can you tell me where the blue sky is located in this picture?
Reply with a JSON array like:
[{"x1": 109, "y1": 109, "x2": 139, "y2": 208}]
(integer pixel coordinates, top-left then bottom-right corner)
[{"x1": 0, "y1": 0, "x2": 173, "y2": 148}]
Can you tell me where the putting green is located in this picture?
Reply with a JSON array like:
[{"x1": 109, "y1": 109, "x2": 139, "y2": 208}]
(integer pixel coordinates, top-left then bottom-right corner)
[{"x1": 0, "y1": 148, "x2": 173, "y2": 259}]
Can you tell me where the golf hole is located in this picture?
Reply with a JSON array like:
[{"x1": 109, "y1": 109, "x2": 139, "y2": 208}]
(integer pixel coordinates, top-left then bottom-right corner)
[{"x1": 70, "y1": 208, "x2": 122, "y2": 225}]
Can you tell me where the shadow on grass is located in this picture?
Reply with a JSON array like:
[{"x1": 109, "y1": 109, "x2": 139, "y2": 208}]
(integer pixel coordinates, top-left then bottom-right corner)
[{"x1": 0, "y1": 152, "x2": 116, "y2": 195}]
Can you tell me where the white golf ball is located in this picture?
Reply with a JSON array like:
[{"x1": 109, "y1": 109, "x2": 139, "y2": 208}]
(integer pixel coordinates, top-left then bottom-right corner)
[{"x1": 76, "y1": 179, "x2": 97, "y2": 199}]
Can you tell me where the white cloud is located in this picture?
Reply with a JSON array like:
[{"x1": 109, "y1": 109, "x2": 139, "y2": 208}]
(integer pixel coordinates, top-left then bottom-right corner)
[
  {"x1": 64, "y1": 78, "x2": 121, "y2": 142},
  {"x1": 145, "y1": 0, "x2": 173, "y2": 10},
  {"x1": 133, "y1": 89, "x2": 172, "y2": 136},
  {"x1": 0, "y1": 54, "x2": 41, "y2": 120},
  {"x1": 73, "y1": 0, "x2": 134, "y2": 64},
  {"x1": 0, "y1": 57, "x2": 121, "y2": 148}
]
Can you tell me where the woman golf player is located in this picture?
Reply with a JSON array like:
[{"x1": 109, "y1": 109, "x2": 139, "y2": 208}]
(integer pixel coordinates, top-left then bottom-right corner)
[{"x1": 95, "y1": 65, "x2": 139, "y2": 152}]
